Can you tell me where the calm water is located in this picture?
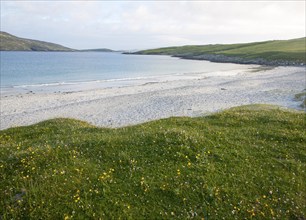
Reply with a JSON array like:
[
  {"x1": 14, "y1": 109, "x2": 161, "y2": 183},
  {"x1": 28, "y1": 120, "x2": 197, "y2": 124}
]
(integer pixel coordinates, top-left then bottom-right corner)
[{"x1": 1, "y1": 52, "x2": 248, "y2": 93}]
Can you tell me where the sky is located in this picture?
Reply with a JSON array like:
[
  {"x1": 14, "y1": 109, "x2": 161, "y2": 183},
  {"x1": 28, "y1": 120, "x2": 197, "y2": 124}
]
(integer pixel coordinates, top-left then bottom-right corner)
[{"x1": 1, "y1": 1, "x2": 305, "y2": 50}]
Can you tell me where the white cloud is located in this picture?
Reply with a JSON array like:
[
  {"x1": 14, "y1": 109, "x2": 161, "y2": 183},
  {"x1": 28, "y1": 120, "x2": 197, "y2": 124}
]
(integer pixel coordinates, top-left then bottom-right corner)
[{"x1": 1, "y1": 1, "x2": 305, "y2": 50}]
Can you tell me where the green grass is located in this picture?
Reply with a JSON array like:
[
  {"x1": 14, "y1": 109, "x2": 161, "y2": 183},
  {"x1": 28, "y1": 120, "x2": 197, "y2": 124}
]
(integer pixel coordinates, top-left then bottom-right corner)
[
  {"x1": 1, "y1": 105, "x2": 305, "y2": 219},
  {"x1": 0, "y1": 32, "x2": 74, "y2": 51},
  {"x1": 136, "y1": 37, "x2": 306, "y2": 64}
]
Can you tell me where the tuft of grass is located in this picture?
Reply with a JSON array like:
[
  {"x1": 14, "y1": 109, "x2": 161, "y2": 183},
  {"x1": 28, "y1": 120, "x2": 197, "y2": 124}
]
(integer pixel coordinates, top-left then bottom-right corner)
[
  {"x1": 0, "y1": 105, "x2": 305, "y2": 219},
  {"x1": 294, "y1": 91, "x2": 306, "y2": 108}
]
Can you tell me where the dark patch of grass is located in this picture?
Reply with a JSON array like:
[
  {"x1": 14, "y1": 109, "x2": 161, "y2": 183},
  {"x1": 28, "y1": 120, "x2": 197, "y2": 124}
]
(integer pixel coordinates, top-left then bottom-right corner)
[{"x1": 0, "y1": 105, "x2": 305, "y2": 219}]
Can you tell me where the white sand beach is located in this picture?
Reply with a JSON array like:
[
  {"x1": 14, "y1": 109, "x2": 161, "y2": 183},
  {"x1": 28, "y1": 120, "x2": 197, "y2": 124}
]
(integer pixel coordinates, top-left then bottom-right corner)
[{"x1": 0, "y1": 66, "x2": 305, "y2": 130}]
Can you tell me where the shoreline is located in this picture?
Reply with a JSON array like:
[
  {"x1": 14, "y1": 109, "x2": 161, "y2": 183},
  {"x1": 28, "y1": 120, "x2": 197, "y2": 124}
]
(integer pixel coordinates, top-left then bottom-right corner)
[
  {"x1": 0, "y1": 64, "x2": 257, "y2": 96},
  {"x1": 127, "y1": 53, "x2": 305, "y2": 67},
  {"x1": 1, "y1": 66, "x2": 305, "y2": 130},
  {"x1": 174, "y1": 54, "x2": 305, "y2": 67}
]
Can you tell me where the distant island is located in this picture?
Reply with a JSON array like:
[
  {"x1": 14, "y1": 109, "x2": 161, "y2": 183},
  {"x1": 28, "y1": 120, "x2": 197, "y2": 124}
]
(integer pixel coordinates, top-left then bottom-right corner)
[
  {"x1": 131, "y1": 37, "x2": 306, "y2": 66},
  {"x1": 0, "y1": 32, "x2": 114, "y2": 52},
  {"x1": 80, "y1": 48, "x2": 115, "y2": 52}
]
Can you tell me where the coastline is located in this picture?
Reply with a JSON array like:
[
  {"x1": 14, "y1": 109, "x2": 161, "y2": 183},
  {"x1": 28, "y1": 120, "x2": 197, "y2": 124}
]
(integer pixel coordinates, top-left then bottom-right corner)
[
  {"x1": 173, "y1": 54, "x2": 305, "y2": 66},
  {"x1": 1, "y1": 66, "x2": 305, "y2": 130},
  {"x1": 127, "y1": 52, "x2": 305, "y2": 67}
]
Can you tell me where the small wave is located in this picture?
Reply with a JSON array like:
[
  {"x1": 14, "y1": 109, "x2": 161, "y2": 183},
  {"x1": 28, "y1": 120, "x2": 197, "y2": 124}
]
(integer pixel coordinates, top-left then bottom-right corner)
[
  {"x1": 10, "y1": 76, "x2": 160, "y2": 88},
  {"x1": 13, "y1": 82, "x2": 77, "y2": 88},
  {"x1": 7, "y1": 69, "x2": 247, "y2": 89}
]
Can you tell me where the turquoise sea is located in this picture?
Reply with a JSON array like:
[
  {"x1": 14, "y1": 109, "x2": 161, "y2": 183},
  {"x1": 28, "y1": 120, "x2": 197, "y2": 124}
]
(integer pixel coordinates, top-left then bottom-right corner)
[{"x1": 1, "y1": 52, "x2": 248, "y2": 94}]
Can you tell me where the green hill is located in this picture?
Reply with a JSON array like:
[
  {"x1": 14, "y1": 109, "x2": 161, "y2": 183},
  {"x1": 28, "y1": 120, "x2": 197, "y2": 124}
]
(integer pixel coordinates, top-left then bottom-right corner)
[
  {"x1": 0, "y1": 32, "x2": 74, "y2": 51},
  {"x1": 1, "y1": 105, "x2": 305, "y2": 219},
  {"x1": 135, "y1": 37, "x2": 306, "y2": 66}
]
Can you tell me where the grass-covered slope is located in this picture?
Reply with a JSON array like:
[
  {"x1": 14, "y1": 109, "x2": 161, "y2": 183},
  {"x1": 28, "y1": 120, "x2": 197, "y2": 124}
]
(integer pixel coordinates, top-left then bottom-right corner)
[
  {"x1": 135, "y1": 37, "x2": 306, "y2": 65},
  {"x1": 1, "y1": 105, "x2": 305, "y2": 219},
  {"x1": 0, "y1": 32, "x2": 74, "y2": 51}
]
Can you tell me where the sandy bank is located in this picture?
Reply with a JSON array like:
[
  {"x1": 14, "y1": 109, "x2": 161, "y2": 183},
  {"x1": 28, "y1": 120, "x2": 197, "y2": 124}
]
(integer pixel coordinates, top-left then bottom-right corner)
[{"x1": 1, "y1": 66, "x2": 305, "y2": 130}]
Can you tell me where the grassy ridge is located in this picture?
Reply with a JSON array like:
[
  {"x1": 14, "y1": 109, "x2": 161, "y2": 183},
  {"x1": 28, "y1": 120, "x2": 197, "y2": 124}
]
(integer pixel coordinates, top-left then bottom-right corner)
[
  {"x1": 0, "y1": 32, "x2": 115, "y2": 52},
  {"x1": 136, "y1": 37, "x2": 306, "y2": 64},
  {"x1": 0, "y1": 105, "x2": 305, "y2": 219},
  {"x1": 0, "y1": 32, "x2": 74, "y2": 51}
]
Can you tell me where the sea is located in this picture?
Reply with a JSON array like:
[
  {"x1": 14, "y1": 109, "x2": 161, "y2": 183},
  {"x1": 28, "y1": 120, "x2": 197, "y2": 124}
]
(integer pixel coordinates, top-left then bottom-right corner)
[{"x1": 0, "y1": 52, "x2": 250, "y2": 94}]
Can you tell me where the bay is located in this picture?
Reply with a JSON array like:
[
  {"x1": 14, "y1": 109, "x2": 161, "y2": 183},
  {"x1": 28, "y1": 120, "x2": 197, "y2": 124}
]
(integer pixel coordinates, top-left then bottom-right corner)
[{"x1": 0, "y1": 52, "x2": 250, "y2": 94}]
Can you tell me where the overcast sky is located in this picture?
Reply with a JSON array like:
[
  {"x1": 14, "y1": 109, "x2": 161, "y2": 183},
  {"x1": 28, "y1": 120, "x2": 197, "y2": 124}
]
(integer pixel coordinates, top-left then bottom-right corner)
[{"x1": 1, "y1": 1, "x2": 305, "y2": 50}]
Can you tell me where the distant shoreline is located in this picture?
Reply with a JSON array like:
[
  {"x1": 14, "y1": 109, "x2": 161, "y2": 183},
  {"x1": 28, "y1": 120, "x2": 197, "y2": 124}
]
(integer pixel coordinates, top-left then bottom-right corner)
[
  {"x1": 126, "y1": 52, "x2": 305, "y2": 67},
  {"x1": 172, "y1": 54, "x2": 305, "y2": 67},
  {"x1": 2, "y1": 31, "x2": 305, "y2": 67},
  {"x1": 2, "y1": 50, "x2": 304, "y2": 66}
]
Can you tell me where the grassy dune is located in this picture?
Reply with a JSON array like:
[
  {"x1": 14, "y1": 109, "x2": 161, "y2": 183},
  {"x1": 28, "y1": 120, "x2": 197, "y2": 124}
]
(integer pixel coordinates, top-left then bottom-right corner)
[
  {"x1": 135, "y1": 37, "x2": 306, "y2": 65},
  {"x1": 1, "y1": 105, "x2": 305, "y2": 219}
]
